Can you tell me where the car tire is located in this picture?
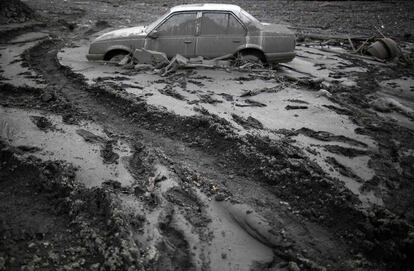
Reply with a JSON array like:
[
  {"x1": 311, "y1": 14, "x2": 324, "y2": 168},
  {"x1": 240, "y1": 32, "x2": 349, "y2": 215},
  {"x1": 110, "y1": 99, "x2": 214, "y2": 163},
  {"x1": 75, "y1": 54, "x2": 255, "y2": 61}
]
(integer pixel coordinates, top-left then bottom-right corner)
[
  {"x1": 109, "y1": 52, "x2": 128, "y2": 63},
  {"x1": 238, "y1": 51, "x2": 265, "y2": 64}
]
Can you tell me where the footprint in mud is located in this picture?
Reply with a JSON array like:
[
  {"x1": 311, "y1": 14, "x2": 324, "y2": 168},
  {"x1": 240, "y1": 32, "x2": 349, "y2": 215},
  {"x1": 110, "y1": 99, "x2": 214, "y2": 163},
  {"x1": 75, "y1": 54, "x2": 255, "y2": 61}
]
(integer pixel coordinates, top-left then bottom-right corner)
[
  {"x1": 165, "y1": 186, "x2": 211, "y2": 229},
  {"x1": 156, "y1": 205, "x2": 195, "y2": 271}
]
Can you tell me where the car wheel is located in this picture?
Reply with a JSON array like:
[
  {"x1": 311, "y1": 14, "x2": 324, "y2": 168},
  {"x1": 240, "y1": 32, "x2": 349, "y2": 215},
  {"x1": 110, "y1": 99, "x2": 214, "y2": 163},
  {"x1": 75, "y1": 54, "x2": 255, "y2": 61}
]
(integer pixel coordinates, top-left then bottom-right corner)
[
  {"x1": 109, "y1": 52, "x2": 128, "y2": 63},
  {"x1": 240, "y1": 53, "x2": 262, "y2": 63}
]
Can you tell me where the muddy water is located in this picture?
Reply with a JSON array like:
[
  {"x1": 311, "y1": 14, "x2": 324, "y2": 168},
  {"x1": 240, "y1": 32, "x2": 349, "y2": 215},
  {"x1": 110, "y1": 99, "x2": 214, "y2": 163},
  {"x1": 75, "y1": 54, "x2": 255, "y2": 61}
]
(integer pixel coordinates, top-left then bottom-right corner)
[{"x1": 0, "y1": 106, "x2": 134, "y2": 187}]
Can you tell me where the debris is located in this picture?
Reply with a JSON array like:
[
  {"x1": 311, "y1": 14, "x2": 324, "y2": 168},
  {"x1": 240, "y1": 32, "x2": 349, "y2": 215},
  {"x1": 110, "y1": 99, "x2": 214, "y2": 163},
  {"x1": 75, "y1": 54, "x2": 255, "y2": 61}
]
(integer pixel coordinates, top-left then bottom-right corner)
[
  {"x1": 76, "y1": 129, "x2": 105, "y2": 143},
  {"x1": 285, "y1": 105, "x2": 308, "y2": 110},
  {"x1": 236, "y1": 99, "x2": 267, "y2": 107},
  {"x1": 240, "y1": 86, "x2": 282, "y2": 97},
  {"x1": 158, "y1": 85, "x2": 186, "y2": 100},
  {"x1": 134, "y1": 63, "x2": 154, "y2": 71},
  {"x1": 286, "y1": 99, "x2": 309, "y2": 104},
  {"x1": 199, "y1": 94, "x2": 222, "y2": 104},
  {"x1": 297, "y1": 127, "x2": 367, "y2": 147},
  {"x1": 366, "y1": 38, "x2": 400, "y2": 60},
  {"x1": 118, "y1": 55, "x2": 131, "y2": 66},
  {"x1": 232, "y1": 114, "x2": 263, "y2": 130},
  {"x1": 133, "y1": 48, "x2": 169, "y2": 67},
  {"x1": 316, "y1": 89, "x2": 332, "y2": 98}
]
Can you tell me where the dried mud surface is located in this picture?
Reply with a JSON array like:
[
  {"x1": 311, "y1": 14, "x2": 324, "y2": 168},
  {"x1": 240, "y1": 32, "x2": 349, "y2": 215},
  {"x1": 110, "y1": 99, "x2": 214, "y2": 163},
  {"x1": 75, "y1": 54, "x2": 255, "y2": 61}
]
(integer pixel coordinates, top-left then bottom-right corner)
[{"x1": 1, "y1": 1, "x2": 414, "y2": 271}]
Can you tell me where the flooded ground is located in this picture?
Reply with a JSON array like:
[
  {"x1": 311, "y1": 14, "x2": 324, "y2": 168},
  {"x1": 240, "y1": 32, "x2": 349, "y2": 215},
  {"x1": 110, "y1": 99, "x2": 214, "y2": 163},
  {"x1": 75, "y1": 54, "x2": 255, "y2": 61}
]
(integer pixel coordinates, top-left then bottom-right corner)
[{"x1": 1, "y1": 0, "x2": 414, "y2": 271}]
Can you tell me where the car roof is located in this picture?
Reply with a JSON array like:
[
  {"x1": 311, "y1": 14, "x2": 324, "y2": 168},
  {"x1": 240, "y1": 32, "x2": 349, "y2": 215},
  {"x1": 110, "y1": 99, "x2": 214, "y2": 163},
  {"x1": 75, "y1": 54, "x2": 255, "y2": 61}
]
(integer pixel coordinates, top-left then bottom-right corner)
[{"x1": 170, "y1": 3, "x2": 242, "y2": 13}]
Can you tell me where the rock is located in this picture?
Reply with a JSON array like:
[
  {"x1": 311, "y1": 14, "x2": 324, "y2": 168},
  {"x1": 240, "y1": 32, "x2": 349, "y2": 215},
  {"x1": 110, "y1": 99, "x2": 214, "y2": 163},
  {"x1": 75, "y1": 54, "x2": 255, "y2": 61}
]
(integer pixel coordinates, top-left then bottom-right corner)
[
  {"x1": 30, "y1": 116, "x2": 53, "y2": 130},
  {"x1": 316, "y1": 89, "x2": 332, "y2": 98},
  {"x1": 41, "y1": 92, "x2": 54, "y2": 102},
  {"x1": 288, "y1": 261, "x2": 300, "y2": 271},
  {"x1": 90, "y1": 263, "x2": 100, "y2": 271},
  {"x1": 215, "y1": 193, "x2": 226, "y2": 201}
]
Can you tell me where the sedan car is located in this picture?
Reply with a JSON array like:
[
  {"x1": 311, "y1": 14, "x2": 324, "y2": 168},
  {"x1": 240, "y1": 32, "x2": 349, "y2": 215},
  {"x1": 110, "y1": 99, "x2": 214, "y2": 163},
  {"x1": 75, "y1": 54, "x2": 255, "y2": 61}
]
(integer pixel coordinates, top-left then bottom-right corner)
[{"x1": 87, "y1": 4, "x2": 296, "y2": 63}]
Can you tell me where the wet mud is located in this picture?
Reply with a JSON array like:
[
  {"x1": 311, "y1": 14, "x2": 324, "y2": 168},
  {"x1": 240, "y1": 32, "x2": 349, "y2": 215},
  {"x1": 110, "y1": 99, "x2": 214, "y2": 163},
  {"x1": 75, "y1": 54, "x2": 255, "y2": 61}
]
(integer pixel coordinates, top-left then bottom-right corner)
[{"x1": 1, "y1": 0, "x2": 414, "y2": 270}]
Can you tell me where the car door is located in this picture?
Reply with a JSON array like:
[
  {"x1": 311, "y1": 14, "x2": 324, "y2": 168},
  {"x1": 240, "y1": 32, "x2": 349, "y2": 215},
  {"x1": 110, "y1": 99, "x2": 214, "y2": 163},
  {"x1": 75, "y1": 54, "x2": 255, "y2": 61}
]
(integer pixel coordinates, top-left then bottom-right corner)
[
  {"x1": 196, "y1": 12, "x2": 247, "y2": 58},
  {"x1": 145, "y1": 12, "x2": 197, "y2": 58}
]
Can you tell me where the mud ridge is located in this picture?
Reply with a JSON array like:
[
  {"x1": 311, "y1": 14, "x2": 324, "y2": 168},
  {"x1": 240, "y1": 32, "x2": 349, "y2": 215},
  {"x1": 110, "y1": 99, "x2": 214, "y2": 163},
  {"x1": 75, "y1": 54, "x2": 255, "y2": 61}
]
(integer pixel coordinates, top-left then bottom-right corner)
[{"x1": 0, "y1": 140, "x2": 144, "y2": 270}]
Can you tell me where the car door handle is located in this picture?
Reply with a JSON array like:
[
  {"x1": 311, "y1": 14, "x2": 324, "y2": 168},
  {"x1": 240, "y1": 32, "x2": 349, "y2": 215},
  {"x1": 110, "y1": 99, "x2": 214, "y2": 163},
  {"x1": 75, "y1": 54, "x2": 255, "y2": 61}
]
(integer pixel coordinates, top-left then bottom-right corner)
[
  {"x1": 232, "y1": 40, "x2": 241, "y2": 43},
  {"x1": 184, "y1": 40, "x2": 192, "y2": 44}
]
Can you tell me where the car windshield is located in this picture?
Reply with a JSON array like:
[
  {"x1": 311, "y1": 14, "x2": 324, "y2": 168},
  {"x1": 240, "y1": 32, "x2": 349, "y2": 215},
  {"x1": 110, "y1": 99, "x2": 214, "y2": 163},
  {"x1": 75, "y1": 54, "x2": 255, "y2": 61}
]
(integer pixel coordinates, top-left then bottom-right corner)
[
  {"x1": 240, "y1": 8, "x2": 261, "y2": 26},
  {"x1": 145, "y1": 11, "x2": 170, "y2": 32}
]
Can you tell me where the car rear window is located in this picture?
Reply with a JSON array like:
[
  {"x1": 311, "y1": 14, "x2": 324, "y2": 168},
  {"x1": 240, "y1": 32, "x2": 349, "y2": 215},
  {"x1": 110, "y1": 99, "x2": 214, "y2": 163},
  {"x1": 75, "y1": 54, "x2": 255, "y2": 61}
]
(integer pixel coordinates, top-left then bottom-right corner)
[
  {"x1": 201, "y1": 12, "x2": 245, "y2": 36},
  {"x1": 157, "y1": 12, "x2": 197, "y2": 36}
]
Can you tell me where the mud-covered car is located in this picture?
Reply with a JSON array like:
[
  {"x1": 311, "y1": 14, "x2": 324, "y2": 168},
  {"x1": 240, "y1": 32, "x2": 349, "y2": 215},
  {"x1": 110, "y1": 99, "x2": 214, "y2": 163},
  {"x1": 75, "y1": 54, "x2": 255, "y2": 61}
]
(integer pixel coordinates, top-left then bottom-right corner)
[{"x1": 87, "y1": 4, "x2": 296, "y2": 63}]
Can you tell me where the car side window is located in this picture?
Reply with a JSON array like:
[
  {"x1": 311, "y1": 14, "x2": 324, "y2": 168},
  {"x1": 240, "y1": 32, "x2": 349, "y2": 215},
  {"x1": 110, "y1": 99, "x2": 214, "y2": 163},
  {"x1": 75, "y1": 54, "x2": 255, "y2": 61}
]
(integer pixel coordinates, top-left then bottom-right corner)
[
  {"x1": 228, "y1": 14, "x2": 245, "y2": 35},
  {"x1": 157, "y1": 13, "x2": 197, "y2": 36},
  {"x1": 201, "y1": 13, "x2": 227, "y2": 35},
  {"x1": 201, "y1": 12, "x2": 245, "y2": 36}
]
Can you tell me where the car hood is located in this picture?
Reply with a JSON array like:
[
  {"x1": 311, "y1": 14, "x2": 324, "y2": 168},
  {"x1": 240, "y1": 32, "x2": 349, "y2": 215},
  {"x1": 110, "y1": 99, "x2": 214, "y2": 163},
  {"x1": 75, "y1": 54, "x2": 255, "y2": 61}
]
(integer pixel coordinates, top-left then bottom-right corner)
[{"x1": 94, "y1": 26, "x2": 146, "y2": 42}]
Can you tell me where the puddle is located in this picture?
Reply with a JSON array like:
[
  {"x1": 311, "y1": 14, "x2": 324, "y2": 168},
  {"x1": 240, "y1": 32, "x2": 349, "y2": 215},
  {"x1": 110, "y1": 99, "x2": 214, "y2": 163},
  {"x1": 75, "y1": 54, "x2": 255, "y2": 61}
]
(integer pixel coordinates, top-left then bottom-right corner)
[
  {"x1": 0, "y1": 35, "x2": 46, "y2": 88},
  {"x1": 0, "y1": 106, "x2": 134, "y2": 187}
]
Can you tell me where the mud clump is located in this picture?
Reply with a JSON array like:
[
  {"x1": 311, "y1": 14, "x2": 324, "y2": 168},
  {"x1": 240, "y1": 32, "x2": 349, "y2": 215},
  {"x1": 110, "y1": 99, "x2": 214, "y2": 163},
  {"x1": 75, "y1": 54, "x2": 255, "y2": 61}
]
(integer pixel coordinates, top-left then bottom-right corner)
[
  {"x1": 100, "y1": 140, "x2": 119, "y2": 164},
  {"x1": 30, "y1": 115, "x2": 54, "y2": 131},
  {"x1": 232, "y1": 114, "x2": 263, "y2": 130}
]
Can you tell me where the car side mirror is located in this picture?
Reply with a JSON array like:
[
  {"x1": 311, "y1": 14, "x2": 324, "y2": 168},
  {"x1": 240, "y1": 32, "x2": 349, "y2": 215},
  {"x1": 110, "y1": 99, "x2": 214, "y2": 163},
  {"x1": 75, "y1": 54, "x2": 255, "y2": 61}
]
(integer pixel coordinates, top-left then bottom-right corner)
[{"x1": 148, "y1": 30, "x2": 159, "y2": 39}]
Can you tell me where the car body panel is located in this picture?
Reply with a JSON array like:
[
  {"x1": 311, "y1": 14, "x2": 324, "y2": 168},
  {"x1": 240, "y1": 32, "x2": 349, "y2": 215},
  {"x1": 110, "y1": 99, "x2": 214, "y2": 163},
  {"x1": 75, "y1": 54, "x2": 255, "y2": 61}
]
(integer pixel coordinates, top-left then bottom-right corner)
[{"x1": 86, "y1": 3, "x2": 295, "y2": 63}]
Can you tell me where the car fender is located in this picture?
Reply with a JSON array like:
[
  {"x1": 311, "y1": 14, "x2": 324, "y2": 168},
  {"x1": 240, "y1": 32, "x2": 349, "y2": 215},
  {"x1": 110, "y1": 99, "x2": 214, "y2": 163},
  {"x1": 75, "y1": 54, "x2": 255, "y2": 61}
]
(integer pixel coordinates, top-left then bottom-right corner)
[
  {"x1": 104, "y1": 45, "x2": 133, "y2": 56},
  {"x1": 235, "y1": 43, "x2": 265, "y2": 54}
]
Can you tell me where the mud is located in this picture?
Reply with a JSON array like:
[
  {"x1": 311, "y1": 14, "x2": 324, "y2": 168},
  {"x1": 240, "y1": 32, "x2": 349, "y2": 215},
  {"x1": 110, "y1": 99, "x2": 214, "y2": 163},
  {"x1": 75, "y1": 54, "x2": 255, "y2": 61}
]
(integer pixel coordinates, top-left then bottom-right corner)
[{"x1": 1, "y1": 0, "x2": 414, "y2": 270}]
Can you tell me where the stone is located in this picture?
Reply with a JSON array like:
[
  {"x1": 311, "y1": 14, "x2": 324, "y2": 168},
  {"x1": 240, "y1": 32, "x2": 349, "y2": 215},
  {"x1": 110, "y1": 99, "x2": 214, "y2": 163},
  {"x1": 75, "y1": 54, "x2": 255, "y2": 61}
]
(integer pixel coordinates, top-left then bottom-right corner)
[
  {"x1": 41, "y1": 92, "x2": 54, "y2": 102},
  {"x1": 288, "y1": 261, "x2": 300, "y2": 271}
]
